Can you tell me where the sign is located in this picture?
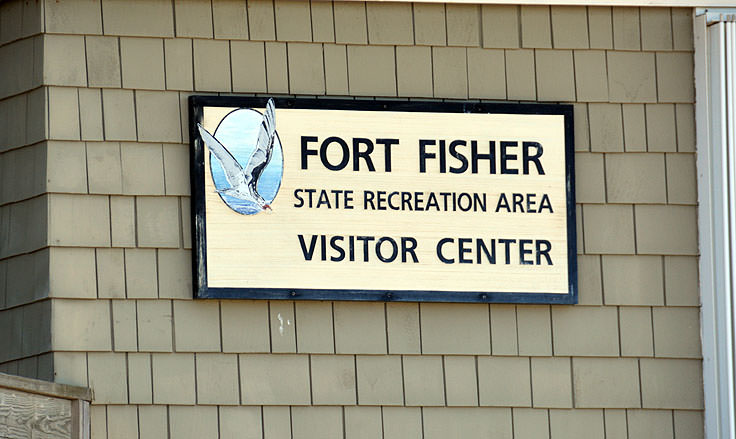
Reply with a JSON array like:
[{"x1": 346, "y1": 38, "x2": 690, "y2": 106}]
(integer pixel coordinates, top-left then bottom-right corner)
[{"x1": 189, "y1": 97, "x2": 577, "y2": 303}]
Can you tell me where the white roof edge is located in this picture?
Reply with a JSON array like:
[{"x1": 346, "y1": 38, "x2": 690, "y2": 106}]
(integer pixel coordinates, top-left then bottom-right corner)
[
  {"x1": 348, "y1": 0, "x2": 733, "y2": 7},
  {"x1": 697, "y1": 8, "x2": 736, "y2": 24}
]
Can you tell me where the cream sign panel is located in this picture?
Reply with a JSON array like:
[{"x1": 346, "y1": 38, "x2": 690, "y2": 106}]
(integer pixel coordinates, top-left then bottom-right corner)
[{"x1": 189, "y1": 97, "x2": 577, "y2": 304}]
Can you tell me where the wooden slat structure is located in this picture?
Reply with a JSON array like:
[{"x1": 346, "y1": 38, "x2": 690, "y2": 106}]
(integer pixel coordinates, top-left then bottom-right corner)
[{"x1": 0, "y1": 373, "x2": 92, "y2": 439}]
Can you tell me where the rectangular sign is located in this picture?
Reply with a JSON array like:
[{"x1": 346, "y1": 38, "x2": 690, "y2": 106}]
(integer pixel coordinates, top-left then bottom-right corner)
[{"x1": 189, "y1": 97, "x2": 577, "y2": 303}]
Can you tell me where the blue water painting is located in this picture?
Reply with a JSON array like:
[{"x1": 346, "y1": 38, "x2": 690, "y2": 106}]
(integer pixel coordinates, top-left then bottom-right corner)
[{"x1": 209, "y1": 108, "x2": 284, "y2": 215}]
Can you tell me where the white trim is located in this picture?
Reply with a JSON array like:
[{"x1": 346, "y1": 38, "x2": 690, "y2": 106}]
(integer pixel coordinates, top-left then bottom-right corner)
[
  {"x1": 695, "y1": 15, "x2": 717, "y2": 438},
  {"x1": 354, "y1": 0, "x2": 735, "y2": 6},
  {"x1": 696, "y1": 12, "x2": 736, "y2": 439},
  {"x1": 699, "y1": 8, "x2": 736, "y2": 24}
]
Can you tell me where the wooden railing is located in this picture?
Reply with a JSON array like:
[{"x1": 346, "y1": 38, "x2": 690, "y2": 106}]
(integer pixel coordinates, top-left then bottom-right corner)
[{"x1": 0, "y1": 373, "x2": 93, "y2": 439}]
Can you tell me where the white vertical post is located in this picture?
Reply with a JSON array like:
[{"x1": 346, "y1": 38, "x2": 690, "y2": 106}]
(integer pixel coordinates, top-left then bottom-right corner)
[
  {"x1": 727, "y1": 26, "x2": 736, "y2": 436},
  {"x1": 696, "y1": 11, "x2": 736, "y2": 439},
  {"x1": 728, "y1": 24, "x2": 736, "y2": 387},
  {"x1": 723, "y1": 21, "x2": 736, "y2": 438}
]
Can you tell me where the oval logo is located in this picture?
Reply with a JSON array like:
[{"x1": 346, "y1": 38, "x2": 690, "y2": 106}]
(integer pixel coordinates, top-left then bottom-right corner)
[{"x1": 199, "y1": 100, "x2": 284, "y2": 215}]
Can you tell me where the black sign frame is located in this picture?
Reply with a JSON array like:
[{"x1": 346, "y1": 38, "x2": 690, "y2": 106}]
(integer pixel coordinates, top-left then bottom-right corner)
[{"x1": 189, "y1": 96, "x2": 577, "y2": 304}]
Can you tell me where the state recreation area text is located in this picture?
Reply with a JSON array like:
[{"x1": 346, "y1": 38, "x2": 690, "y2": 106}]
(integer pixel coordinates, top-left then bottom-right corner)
[{"x1": 293, "y1": 189, "x2": 554, "y2": 213}]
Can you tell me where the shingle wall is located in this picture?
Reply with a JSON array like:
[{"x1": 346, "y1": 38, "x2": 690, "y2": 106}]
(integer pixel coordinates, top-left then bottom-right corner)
[
  {"x1": 0, "y1": 0, "x2": 702, "y2": 438},
  {"x1": 0, "y1": 0, "x2": 53, "y2": 381}
]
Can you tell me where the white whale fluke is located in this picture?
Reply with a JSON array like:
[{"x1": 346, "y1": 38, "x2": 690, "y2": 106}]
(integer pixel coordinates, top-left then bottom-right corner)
[{"x1": 198, "y1": 98, "x2": 277, "y2": 211}]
